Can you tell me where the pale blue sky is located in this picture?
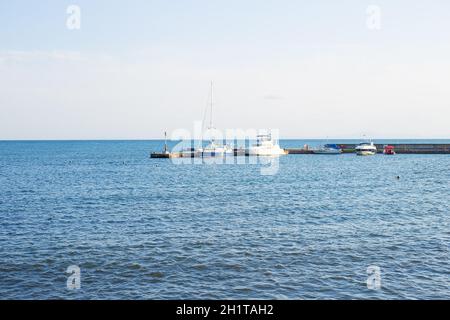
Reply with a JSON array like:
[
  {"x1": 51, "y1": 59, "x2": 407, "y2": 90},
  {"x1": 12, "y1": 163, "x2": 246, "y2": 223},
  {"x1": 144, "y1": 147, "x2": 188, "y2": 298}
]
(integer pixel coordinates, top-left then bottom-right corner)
[{"x1": 1, "y1": 0, "x2": 450, "y2": 139}]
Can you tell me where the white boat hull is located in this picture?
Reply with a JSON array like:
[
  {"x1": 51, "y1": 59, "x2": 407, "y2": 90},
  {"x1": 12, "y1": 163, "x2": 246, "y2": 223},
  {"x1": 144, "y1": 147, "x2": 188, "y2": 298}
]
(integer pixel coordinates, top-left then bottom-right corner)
[
  {"x1": 202, "y1": 150, "x2": 225, "y2": 157},
  {"x1": 313, "y1": 149, "x2": 342, "y2": 155},
  {"x1": 356, "y1": 150, "x2": 377, "y2": 156},
  {"x1": 248, "y1": 147, "x2": 287, "y2": 156}
]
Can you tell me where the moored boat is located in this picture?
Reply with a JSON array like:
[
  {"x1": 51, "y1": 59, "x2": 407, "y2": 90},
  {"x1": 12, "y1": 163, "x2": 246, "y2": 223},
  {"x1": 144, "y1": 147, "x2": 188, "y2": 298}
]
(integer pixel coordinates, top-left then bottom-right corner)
[
  {"x1": 199, "y1": 82, "x2": 232, "y2": 158},
  {"x1": 248, "y1": 134, "x2": 287, "y2": 156},
  {"x1": 383, "y1": 145, "x2": 396, "y2": 155},
  {"x1": 201, "y1": 141, "x2": 233, "y2": 157},
  {"x1": 312, "y1": 144, "x2": 342, "y2": 155},
  {"x1": 355, "y1": 142, "x2": 377, "y2": 156}
]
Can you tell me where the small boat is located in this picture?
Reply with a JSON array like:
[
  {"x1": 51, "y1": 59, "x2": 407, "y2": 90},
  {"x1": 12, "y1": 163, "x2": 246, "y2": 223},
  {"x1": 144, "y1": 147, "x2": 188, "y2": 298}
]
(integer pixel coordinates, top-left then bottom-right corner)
[
  {"x1": 200, "y1": 82, "x2": 234, "y2": 158},
  {"x1": 355, "y1": 142, "x2": 377, "y2": 156},
  {"x1": 312, "y1": 144, "x2": 342, "y2": 155},
  {"x1": 383, "y1": 145, "x2": 396, "y2": 155},
  {"x1": 248, "y1": 134, "x2": 287, "y2": 156},
  {"x1": 201, "y1": 141, "x2": 233, "y2": 157},
  {"x1": 181, "y1": 147, "x2": 201, "y2": 158}
]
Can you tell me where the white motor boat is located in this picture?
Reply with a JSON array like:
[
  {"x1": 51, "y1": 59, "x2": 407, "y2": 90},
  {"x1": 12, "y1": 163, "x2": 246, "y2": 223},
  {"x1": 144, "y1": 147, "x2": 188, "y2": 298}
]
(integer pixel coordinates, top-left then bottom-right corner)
[
  {"x1": 248, "y1": 134, "x2": 286, "y2": 156},
  {"x1": 355, "y1": 142, "x2": 377, "y2": 156}
]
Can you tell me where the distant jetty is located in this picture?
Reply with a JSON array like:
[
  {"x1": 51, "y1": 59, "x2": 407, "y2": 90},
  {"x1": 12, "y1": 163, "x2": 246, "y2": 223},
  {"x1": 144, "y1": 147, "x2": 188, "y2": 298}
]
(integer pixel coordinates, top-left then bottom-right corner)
[
  {"x1": 151, "y1": 143, "x2": 450, "y2": 158},
  {"x1": 286, "y1": 143, "x2": 450, "y2": 154}
]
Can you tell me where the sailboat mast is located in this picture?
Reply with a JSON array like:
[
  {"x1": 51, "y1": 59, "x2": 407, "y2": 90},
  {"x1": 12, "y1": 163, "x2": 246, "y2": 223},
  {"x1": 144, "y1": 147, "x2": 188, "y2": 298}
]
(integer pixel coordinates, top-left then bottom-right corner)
[{"x1": 210, "y1": 81, "x2": 213, "y2": 130}]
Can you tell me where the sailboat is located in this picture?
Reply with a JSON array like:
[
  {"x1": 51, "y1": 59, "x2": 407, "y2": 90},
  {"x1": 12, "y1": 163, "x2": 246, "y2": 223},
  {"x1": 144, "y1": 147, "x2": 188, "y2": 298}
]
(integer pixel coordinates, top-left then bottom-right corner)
[{"x1": 201, "y1": 82, "x2": 233, "y2": 157}]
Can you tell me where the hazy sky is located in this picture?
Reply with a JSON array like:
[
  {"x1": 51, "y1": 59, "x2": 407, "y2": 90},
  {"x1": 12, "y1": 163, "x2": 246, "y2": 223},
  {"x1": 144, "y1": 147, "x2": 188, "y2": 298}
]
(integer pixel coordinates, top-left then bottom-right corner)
[{"x1": 1, "y1": 0, "x2": 449, "y2": 139}]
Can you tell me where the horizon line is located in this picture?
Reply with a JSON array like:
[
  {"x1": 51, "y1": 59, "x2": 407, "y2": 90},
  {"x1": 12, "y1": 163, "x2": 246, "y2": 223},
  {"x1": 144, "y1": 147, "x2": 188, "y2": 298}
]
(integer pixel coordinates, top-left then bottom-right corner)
[{"x1": 1, "y1": 137, "x2": 450, "y2": 142}]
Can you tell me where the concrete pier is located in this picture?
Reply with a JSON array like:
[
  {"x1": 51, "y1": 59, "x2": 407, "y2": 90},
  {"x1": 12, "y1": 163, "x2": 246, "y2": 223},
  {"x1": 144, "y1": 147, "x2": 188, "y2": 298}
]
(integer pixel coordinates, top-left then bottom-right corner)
[
  {"x1": 338, "y1": 144, "x2": 450, "y2": 154},
  {"x1": 150, "y1": 152, "x2": 180, "y2": 158},
  {"x1": 151, "y1": 144, "x2": 450, "y2": 158},
  {"x1": 286, "y1": 144, "x2": 450, "y2": 154}
]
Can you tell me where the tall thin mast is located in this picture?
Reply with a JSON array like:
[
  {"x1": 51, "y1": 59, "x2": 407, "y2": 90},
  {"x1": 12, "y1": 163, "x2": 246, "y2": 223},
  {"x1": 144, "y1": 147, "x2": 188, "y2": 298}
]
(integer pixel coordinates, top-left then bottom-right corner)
[{"x1": 209, "y1": 81, "x2": 213, "y2": 130}]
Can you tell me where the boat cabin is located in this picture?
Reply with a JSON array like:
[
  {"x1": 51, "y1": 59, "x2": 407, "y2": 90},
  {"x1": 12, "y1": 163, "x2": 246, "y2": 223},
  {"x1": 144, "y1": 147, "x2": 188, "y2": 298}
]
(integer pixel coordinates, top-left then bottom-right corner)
[{"x1": 384, "y1": 145, "x2": 396, "y2": 155}]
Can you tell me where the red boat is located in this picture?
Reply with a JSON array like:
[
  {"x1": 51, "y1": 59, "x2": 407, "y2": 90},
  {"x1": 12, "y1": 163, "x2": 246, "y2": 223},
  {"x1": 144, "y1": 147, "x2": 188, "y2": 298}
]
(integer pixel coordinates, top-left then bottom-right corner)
[{"x1": 383, "y1": 145, "x2": 396, "y2": 155}]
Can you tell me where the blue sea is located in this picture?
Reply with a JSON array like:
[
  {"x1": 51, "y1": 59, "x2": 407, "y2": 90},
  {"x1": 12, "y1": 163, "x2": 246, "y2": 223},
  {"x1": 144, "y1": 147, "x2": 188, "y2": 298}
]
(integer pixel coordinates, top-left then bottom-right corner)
[{"x1": 0, "y1": 140, "x2": 449, "y2": 299}]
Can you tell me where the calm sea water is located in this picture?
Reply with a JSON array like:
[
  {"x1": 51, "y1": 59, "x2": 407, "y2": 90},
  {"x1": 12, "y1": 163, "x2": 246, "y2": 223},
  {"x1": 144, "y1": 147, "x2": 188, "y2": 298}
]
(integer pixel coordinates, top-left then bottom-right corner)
[{"x1": 0, "y1": 140, "x2": 449, "y2": 299}]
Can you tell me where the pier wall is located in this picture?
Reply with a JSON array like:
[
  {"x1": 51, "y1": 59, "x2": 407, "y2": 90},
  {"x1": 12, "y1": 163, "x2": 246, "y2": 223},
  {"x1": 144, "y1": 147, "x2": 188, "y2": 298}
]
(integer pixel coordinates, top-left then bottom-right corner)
[
  {"x1": 152, "y1": 144, "x2": 450, "y2": 158},
  {"x1": 286, "y1": 144, "x2": 450, "y2": 154},
  {"x1": 338, "y1": 144, "x2": 450, "y2": 154}
]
